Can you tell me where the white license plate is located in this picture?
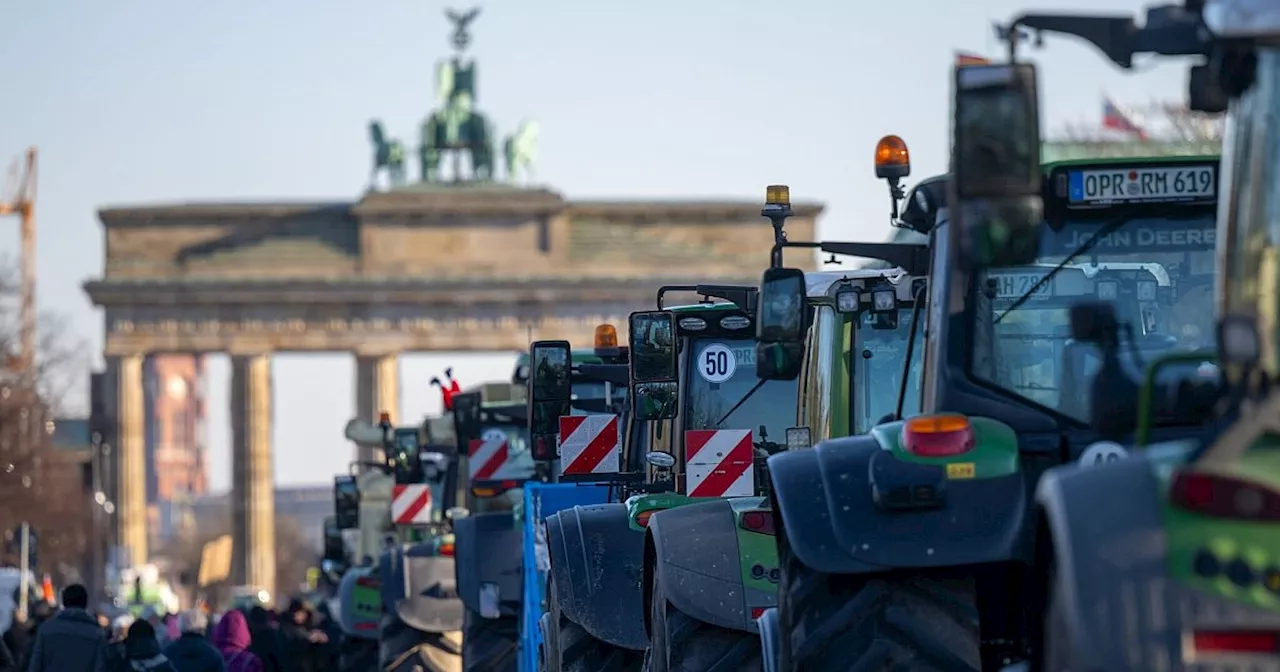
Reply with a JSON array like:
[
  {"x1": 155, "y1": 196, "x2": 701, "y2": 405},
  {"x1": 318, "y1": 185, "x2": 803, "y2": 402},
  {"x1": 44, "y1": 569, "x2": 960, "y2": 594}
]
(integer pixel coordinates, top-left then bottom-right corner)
[
  {"x1": 731, "y1": 348, "x2": 755, "y2": 367},
  {"x1": 991, "y1": 273, "x2": 1051, "y2": 300},
  {"x1": 1069, "y1": 166, "x2": 1215, "y2": 203}
]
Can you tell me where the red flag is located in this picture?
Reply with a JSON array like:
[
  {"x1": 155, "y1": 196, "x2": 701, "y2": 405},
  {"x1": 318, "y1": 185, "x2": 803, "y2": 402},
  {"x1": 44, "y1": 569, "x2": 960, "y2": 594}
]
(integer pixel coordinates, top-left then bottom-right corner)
[
  {"x1": 1102, "y1": 97, "x2": 1148, "y2": 140},
  {"x1": 955, "y1": 52, "x2": 990, "y2": 66}
]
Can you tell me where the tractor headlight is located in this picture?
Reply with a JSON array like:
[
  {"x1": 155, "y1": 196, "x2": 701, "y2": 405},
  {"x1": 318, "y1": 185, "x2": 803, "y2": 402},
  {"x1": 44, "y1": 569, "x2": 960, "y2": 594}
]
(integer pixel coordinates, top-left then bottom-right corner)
[
  {"x1": 1097, "y1": 281, "x2": 1119, "y2": 301},
  {"x1": 872, "y1": 288, "x2": 896, "y2": 312},
  {"x1": 785, "y1": 426, "x2": 812, "y2": 450},
  {"x1": 835, "y1": 288, "x2": 860, "y2": 314},
  {"x1": 1137, "y1": 280, "x2": 1156, "y2": 301}
]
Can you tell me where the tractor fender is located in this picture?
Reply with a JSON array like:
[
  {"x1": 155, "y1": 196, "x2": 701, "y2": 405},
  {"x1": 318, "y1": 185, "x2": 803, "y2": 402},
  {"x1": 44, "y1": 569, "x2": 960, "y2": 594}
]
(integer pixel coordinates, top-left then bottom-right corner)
[
  {"x1": 336, "y1": 565, "x2": 380, "y2": 640},
  {"x1": 642, "y1": 498, "x2": 751, "y2": 634},
  {"x1": 545, "y1": 503, "x2": 648, "y2": 651},
  {"x1": 769, "y1": 434, "x2": 1026, "y2": 575},
  {"x1": 1033, "y1": 453, "x2": 1280, "y2": 669},
  {"x1": 453, "y1": 511, "x2": 522, "y2": 618},
  {"x1": 379, "y1": 544, "x2": 465, "y2": 634}
]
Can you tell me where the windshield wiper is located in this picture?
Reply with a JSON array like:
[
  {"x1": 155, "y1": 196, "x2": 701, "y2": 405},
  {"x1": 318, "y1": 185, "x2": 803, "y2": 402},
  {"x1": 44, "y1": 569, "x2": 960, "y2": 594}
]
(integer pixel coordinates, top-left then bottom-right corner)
[
  {"x1": 993, "y1": 216, "x2": 1128, "y2": 324},
  {"x1": 715, "y1": 378, "x2": 769, "y2": 426}
]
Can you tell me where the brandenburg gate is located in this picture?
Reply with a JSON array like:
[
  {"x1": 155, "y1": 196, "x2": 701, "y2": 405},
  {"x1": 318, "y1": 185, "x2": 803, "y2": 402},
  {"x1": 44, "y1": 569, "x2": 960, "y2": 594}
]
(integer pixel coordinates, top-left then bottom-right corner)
[{"x1": 84, "y1": 183, "x2": 821, "y2": 594}]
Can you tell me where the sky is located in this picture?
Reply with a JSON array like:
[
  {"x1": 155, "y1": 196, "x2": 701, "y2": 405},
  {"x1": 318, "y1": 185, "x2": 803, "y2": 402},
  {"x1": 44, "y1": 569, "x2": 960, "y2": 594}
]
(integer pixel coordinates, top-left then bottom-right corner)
[{"x1": 1, "y1": 0, "x2": 1190, "y2": 492}]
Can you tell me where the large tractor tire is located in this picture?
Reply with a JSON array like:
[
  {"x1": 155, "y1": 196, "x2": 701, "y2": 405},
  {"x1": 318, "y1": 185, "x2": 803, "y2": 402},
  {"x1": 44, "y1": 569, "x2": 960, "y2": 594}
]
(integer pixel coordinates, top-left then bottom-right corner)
[
  {"x1": 541, "y1": 574, "x2": 643, "y2": 672},
  {"x1": 462, "y1": 609, "x2": 519, "y2": 672},
  {"x1": 646, "y1": 575, "x2": 762, "y2": 672},
  {"x1": 380, "y1": 612, "x2": 463, "y2": 672},
  {"x1": 775, "y1": 522, "x2": 982, "y2": 672}
]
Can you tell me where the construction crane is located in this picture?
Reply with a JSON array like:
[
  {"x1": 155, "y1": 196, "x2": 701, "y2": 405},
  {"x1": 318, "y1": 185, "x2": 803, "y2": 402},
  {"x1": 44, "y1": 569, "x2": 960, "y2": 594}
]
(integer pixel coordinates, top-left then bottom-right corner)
[{"x1": 0, "y1": 147, "x2": 37, "y2": 384}]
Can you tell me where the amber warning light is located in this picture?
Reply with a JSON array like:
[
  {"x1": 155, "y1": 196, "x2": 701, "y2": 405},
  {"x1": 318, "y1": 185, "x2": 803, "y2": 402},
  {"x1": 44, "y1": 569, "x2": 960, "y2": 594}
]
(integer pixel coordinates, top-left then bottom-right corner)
[
  {"x1": 595, "y1": 324, "x2": 619, "y2": 350},
  {"x1": 902, "y1": 414, "x2": 974, "y2": 458},
  {"x1": 765, "y1": 185, "x2": 790, "y2": 207},
  {"x1": 378, "y1": 411, "x2": 391, "y2": 425},
  {"x1": 874, "y1": 135, "x2": 911, "y2": 180}
]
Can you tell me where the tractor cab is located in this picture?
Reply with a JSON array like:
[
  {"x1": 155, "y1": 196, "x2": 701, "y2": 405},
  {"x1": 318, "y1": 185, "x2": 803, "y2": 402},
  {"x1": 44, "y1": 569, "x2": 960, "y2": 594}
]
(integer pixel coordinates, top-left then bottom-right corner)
[{"x1": 628, "y1": 284, "x2": 794, "y2": 503}]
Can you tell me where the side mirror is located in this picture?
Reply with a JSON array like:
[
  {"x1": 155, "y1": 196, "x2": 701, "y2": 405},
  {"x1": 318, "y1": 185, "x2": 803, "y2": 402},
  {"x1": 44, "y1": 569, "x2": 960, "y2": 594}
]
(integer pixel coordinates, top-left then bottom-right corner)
[
  {"x1": 629, "y1": 311, "x2": 680, "y2": 421},
  {"x1": 1135, "y1": 353, "x2": 1224, "y2": 446},
  {"x1": 528, "y1": 340, "x2": 573, "y2": 439},
  {"x1": 451, "y1": 392, "x2": 482, "y2": 445},
  {"x1": 446, "y1": 506, "x2": 470, "y2": 521},
  {"x1": 634, "y1": 381, "x2": 678, "y2": 421},
  {"x1": 323, "y1": 516, "x2": 346, "y2": 562},
  {"x1": 629, "y1": 311, "x2": 678, "y2": 382},
  {"x1": 333, "y1": 476, "x2": 359, "y2": 530},
  {"x1": 951, "y1": 62, "x2": 1043, "y2": 269},
  {"x1": 757, "y1": 267, "x2": 807, "y2": 344},
  {"x1": 756, "y1": 342, "x2": 804, "y2": 381}
]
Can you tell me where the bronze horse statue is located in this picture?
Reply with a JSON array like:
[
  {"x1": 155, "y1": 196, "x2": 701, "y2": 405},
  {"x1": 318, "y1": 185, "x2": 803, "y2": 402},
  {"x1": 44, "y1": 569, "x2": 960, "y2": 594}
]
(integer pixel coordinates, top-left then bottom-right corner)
[
  {"x1": 368, "y1": 120, "x2": 407, "y2": 189},
  {"x1": 419, "y1": 90, "x2": 495, "y2": 182}
]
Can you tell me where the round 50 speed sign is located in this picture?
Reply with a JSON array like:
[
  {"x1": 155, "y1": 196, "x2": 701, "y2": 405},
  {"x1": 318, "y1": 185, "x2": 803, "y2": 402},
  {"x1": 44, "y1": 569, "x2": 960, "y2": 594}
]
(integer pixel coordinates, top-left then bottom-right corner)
[{"x1": 697, "y1": 344, "x2": 737, "y2": 384}]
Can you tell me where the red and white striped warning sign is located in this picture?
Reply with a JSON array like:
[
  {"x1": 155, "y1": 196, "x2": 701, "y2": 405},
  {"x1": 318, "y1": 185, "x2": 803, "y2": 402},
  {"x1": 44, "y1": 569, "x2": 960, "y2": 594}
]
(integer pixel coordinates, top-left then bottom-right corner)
[
  {"x1": 468, "y1": 437, "x2": 509, "y2": 481},
  {"x1": 558, "y1": 414, "x2": 621, "y2": 476},
  {"x1": 685, "y1": 429, "x2": 754, "y2": 497},
  {"x1": 391, "y1": 484, "x2": 433, "y2": 525}
]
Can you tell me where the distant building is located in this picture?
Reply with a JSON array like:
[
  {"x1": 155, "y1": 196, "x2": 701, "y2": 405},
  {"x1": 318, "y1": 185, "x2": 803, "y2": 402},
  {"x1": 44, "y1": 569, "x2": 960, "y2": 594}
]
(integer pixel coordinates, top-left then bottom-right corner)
[
  {"x1": 189, "y1": 485, "x2": 333, "y2": 553},
  {"x1": 143, "y1": 355, "x2": 209, "y2": 546}
]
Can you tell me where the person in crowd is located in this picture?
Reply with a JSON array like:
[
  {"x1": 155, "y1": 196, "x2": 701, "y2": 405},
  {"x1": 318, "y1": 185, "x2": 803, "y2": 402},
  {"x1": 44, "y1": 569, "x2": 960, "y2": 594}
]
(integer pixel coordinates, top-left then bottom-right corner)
[
  {"x1": 3, "y1": 606, "x2": 30, "y2": 670},
  {"x1": 209, "y1": 611, "x2": 261, "y2": 672},
  {"x1": 104, "y1": 615, "x2": 133, "y2": 670},
  {"x1": 139, "y1": 608, "x2": 170, "y2": 649},
  {"x1": 243, "y1": 608, "x2": 283, "y2": 672},
  {"x1": 310, "y1": 604, "x2": 340, "y2": 671},
  {"x1": 162, "y1": 611, "x2": 224, "y2": 672},
  {"x1": 163, "y1": 615, "x2": 180, "y2": 646},
  {"x1": 25, "y1": 584, "x2": 109, "y2": 672},
  {"x1": 277, "y1": 600, "x2": 325, "y2": 672},
  {"x1": 114, "y1": 620, "x2": 176, "y2": 672},
  {"x1": 0, "y1": 634, "x2": 16, "y2": 672}
]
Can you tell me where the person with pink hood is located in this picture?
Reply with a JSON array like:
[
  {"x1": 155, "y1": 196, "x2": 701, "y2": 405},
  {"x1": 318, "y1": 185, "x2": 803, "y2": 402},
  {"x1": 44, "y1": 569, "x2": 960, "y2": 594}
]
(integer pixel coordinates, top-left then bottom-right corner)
[{"x1": 209, "y1": 611, "x2": 261, "y2": 672}]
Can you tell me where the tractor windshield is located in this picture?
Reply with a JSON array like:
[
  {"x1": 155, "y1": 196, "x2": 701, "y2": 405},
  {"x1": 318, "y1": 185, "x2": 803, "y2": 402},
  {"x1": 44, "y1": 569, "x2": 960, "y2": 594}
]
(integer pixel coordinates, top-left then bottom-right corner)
[
  {"x1": 684, "y1": 338, "x2": 798, "y2": 454},
  {"x1": 854, "y1": 308, "x2": 925, "y2": 433},
  {"x1": 971, "y1": 203, "x2": 1217, "y2": 423}
]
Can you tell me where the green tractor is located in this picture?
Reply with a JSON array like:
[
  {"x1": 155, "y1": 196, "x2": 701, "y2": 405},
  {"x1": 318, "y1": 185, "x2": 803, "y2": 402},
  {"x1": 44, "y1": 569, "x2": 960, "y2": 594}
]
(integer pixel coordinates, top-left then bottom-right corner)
[
  {"x1": 633, "y1": 172, "x2": 940, "y2": 670},
  {"x1": 757, "y1": 55, "x2": 1223, "y2": 670},
  {"x1": 960, "y1": 1, "x2": 1280, "y2": 669}
]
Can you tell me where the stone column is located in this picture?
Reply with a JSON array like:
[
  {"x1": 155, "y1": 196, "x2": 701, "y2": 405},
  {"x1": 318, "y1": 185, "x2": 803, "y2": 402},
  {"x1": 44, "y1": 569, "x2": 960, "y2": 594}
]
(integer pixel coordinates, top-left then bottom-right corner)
[
  {"x1": 354, "y1": 353, "x2": 399, "y2": 464},
  {"x1": 106, "y1": 354, "x2": 147, "y2": 569},
  {"x1": 230, "y1": 354, "x2": 275, "y2": 598}
]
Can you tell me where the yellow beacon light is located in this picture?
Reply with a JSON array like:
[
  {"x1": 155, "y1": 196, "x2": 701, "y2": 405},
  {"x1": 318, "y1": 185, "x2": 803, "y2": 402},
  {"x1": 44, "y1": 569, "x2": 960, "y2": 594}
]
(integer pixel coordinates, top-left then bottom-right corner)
[
  {"x1": 594, "y1": 323, "x2": 621, "y2": 357},
  {"x1": 595, "y1": 324, "x2": 618, "y2": 350},
  {"x1": 765, "y1": 185, "x2": 791, "y2": 207},
  {"x1": 874, "y1": 135, "x2": 911, "y2": 180}
]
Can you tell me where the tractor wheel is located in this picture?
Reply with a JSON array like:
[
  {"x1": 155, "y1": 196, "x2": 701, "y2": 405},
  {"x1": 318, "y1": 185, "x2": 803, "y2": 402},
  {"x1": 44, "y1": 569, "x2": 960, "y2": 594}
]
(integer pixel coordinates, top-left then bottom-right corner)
[
  {"x1": 462, "y1": 609, "x2": 518, "y2": 672},
  {"x1": 380, "y1": 612, "x2": 463, "y2": 672},
  {"x1": 775, "y1": 519, "x2": 981, "y2": 672},
  {"x1": 646, "y1": 572, "x2": 762, "y2": 672},
  {"x1": 547, "y1": 573, "x2": 644, "y2": 672}
]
